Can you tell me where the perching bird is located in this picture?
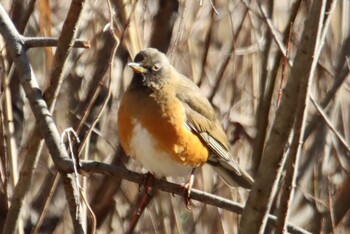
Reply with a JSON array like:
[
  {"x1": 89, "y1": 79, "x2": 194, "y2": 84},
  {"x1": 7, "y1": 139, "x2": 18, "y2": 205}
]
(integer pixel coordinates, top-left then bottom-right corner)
[{"x1": 118, "y1": 48, "x2": 253, "y2": 201}]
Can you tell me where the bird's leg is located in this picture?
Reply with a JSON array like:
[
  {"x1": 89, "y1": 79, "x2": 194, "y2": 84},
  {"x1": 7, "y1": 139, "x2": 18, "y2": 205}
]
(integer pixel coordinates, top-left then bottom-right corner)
[
  {"x1": 139, "y1": 172, "x2": 154, "y2": 196},
  {"x1": 182, "y1": 168, "x2": 196, "y2": 209},
  {"x1": 130, "y1": 175, "x2": 155, "y2": 234}
]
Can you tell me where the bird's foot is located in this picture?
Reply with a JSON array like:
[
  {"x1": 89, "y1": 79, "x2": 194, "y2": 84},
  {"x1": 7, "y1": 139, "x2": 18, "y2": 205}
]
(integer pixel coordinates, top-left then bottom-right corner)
[
  {"x1": 181, "y1": 181, "x2": 193, "y2": 209},
  {"x1": 181, "y1": 169, "x2": 195, "y2": 209},
  {"x1": 139, "y1": 172, "x2": 154, "y2": 196}
]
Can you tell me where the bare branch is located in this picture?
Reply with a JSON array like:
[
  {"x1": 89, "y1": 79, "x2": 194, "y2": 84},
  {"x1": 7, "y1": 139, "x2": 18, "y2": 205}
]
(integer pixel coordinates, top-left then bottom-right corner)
[
  {"x1": 323, "y1": 174, "x2": 350, "y2": 232},
  {"x1": 240, "y1": 1, "x2": 328, "y2": 233},
  {"x1": 44, "y1": 0, "x2": 85, "y2": 111},
  {"x1": 0, "y1": 4, "x2": 73, "y2": 233},
  {"x1": 79, "y1": 160, "x2": 311, "y2": 234},
  {"x1": 276, "y1": 0, "x2": 335, "y2": 231},
  {"x1": 0, "y1": 0, "x2": 73, "y2": 190},
  {"x1": 61, "y1": 173, "x2": 84, "y2": 234},
  {"x1": 0, "y1": 1, "x2": 88, "y2": 232},
  {"x1": 252, "y1": 0, "x2": 302, "y2": 173},
  {"x1": 23, "y1": 37, "x2": 90, "y2": 49},
  {"x1": 309, "y1": 94, "x2": 349, "y2": 153}
]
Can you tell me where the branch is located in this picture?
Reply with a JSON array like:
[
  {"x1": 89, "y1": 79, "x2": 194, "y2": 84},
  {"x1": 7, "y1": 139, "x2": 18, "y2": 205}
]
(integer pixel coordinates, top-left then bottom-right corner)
[
  {"x1": 44, "y1": 0, "x2": 85, "y2": 110},
  {"x1": 309, "y1": 94, "x2": 350, "y2": 153},
  {"x1": 276, "y1": 1, "x2": 336, "y2": 232},
  {"x1": 0, "y1": 3, "x2": 83, "y2": 233},
  {"x1": 252, "y1": 0, "x2": 302, "y2": 173},
  {"x1": 79, "y1": 160, "x2": 242, "y2": 213},
  {"x1": 240, "y1": 1, "x2": 327, "y2": 233},
  {"x1": 23, "y1": 36, "x2": 90, "y2": 48},
  {"x1": 61, "y1": 173, "x2": 84, "y2": 233},
  {"x1": 79, "y1": 160, "x2": 311, "y2": 234},
  {"x1": 0, "y1": 0, "x2": 72, "y2": 189},
  {"x1": 42, "y1": 0, "x2": 87, "y2": 232},
  {"x1": 303, "y1": 34, "x2": 350, "y2": 140},
  {"x1": 323, "y1": 172, "x2": 350, "y2": 232}
]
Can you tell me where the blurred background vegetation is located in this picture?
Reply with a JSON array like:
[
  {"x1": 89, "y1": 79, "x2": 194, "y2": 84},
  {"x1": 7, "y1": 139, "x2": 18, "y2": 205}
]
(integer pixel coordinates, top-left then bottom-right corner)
[{"x1": 0, "y1": 0, "x2": 349, "y2": 233}]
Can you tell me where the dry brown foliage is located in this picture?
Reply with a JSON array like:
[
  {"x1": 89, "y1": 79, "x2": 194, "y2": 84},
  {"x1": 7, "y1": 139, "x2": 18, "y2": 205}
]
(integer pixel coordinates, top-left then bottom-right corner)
[{"x1": 0, "y1": 0, "x2": 349, "y2": 233}]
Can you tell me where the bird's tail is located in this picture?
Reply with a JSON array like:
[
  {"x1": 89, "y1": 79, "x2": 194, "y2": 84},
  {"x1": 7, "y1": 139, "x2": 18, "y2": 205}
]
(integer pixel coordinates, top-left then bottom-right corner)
[{"x1": 209, "y1": 160, "x2": 254, "y2": 189}]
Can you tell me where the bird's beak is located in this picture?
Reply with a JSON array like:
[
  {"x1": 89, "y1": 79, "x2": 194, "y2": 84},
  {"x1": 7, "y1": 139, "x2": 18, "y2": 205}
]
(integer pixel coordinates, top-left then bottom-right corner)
[{"x1": 128, "y1": 62, "x2": 147, "y2": 74}]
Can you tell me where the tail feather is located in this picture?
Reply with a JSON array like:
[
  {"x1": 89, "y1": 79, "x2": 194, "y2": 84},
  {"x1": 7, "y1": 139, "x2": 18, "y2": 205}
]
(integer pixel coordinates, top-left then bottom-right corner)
[{"x1": 209, "y1": 160, "x2": 254, "y2": 189}]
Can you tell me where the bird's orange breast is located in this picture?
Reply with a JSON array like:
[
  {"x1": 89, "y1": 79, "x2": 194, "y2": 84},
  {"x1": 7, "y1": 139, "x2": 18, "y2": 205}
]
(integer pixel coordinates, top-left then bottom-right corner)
[{"x1": 117, "y1": 88, "x2": 209, "y2": 169}]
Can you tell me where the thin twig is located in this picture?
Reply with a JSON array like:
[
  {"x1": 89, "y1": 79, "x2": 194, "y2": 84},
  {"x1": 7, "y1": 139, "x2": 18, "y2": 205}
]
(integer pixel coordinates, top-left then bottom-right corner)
[
  {"x1": 30, "y1": 172, "x2": 60, "y2": 234},
  {"x1": 196, "y1": 5, "x2": 215, "y2": 86},
  {"x1": 60, "y1": 173, "x2": 84, "y2": 233},
  {"x1": 240, "y1": 1, "x2": 328, "y2": 233},
  {"x1": 0, "y1": 4, "x2": 74, "y2": 233},
  {"x1": 80, "y1": 188, "x2": 96, "y2": 234},
  {"x1": 0, "y1": 2, "x2": 88, "y2": 233},
  {"x1": 61, "y1": 128, "x2": 81, "y2": 202},
  {"x1": 126, "y1": 188, "x2": 155, "y2": 234},
  {"x1": 327, "y1": 178, "x2": 336, "y2": 233},
  {"x1": 10, "y1": 0, "x2": 37, "y2": 34},
  {"x1": 75, "y1": 0, "x2": 136, "y2": 137},
  {"x1": 323, "y1": 172, "x2": 350, "y2": 232},
  {"x1": 252, "y1": 0, "x2": 302, "y2": 172},
  {"x1": 79, "y1": 160, "x2": 311, "y2": 234},
  {"x1": 44, "y1": 0, "x2": 85, "y2": 111},
  {"x1": 77, "y1": 2, "x2": 120, "y2": 153},
  {"x1": 3, "y1": 65, "x2": 18, "y2": 187},
  {"x1": 276, "y1": 22, "x2": 293, "y2": 108},
  {"x1": 208, "y1": 0, "x2": 218, "y2": 15},
  {"x1": 41, "y1": 0, "x2": 87, "y2": 232},
  {"x1": 169, "y1": 0, "x2": 188, "y2": 59},
  {"x1": 275, "y1": 0, "x2": 328, "y2": 229},
  {"x1": 309, "y1": 94, "x2": 349, "y2": 153},
  {"x1": 23, "y1": 37, "x2": 90, "y2": 48},
  {"x1": 208, "y1": 7, "x2": 249, "y2": 102},
  {"x1": 277, "y1": 0, "x2": 336, "y2": 232},
  {"x1": 257, "y1": 3, "x2": 291, "y2": 66}
]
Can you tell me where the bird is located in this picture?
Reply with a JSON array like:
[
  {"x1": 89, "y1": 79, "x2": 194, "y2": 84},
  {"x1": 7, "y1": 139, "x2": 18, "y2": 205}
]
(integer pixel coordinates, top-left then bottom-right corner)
[{"x1": 117, "y1": 48, "x2": 253, "y2": 202}]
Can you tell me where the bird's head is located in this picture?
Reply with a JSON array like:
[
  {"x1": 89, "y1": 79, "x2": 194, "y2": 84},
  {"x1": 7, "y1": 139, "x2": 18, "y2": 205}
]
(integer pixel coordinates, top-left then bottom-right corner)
[{"x1": 128, "y1": 48, "x2": 172, "y2": 87}]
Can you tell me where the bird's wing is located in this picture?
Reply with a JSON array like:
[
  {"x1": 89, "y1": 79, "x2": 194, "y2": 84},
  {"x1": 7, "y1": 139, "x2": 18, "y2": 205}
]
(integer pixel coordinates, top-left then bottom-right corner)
[{"x1": 174, "y1": 76, "x2": 242, "y2": 176}]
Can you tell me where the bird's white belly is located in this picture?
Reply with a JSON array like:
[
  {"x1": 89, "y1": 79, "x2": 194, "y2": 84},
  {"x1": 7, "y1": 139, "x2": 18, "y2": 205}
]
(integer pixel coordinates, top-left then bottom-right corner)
[{"x1": 129, "y1": 119, "x2": 192, "y2": 177}]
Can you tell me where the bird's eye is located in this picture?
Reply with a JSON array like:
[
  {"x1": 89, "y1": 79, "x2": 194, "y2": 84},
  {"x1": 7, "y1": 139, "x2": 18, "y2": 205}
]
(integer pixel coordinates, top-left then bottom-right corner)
[{"x1": 152, "y1": 63, "x2": 161, "y2": 72}]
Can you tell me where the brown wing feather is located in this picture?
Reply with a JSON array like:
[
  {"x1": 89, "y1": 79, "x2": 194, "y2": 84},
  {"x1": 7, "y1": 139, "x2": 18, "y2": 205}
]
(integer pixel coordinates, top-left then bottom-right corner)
[
  {"x1": 174, "y1": 74, "x2": 228, "y2": 146},
  {"x1": 183, "y1": 105, "x2": 242, "y2": 175},
  {"x1": 175, "y1": 73, "x2": 254, "y2": 188}
]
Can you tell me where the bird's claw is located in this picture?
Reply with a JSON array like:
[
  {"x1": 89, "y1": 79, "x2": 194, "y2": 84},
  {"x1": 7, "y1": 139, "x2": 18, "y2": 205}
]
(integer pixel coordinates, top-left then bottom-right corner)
[
  {"x1": 139, "y1": 172, "x2": 154, "y2": 196},
  {"x1": 181, "y1": 181, "x2": 193, "y2": 209}
]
